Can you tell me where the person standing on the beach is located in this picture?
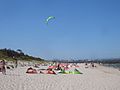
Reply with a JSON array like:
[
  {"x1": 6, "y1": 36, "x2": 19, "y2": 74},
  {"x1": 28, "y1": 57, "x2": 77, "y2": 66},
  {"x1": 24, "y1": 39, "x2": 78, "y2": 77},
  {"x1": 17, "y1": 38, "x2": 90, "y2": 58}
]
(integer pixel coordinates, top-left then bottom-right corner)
[
  {"x1": 0, "y1": 60, "x2": 6, "y2": 75},
  {"x1": 15, "y1": 58, "x2": 18, "y2": 68}
]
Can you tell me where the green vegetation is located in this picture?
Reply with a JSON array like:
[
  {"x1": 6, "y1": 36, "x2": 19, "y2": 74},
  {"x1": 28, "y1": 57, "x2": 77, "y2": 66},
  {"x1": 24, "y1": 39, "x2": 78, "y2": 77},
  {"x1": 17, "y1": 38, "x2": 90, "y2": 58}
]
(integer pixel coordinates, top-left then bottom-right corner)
[{"x1": 0, "y1": 48, "x2": 44, "y2": 62}]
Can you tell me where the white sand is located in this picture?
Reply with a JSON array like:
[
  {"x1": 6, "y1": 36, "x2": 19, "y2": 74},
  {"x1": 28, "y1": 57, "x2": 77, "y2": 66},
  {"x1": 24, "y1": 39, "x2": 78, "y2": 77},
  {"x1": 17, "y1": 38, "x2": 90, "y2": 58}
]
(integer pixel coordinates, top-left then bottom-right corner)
[{"x1": 0, "y1": 64, "x2": 120, "y2": 90}]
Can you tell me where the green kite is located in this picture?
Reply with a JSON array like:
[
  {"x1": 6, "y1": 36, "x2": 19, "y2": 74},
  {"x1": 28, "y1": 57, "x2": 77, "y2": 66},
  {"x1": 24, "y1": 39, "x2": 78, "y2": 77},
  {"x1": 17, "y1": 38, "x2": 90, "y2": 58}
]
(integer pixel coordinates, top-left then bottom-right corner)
[{"x1": 45, "y1": 16, "x2": 55, "y2": 25}]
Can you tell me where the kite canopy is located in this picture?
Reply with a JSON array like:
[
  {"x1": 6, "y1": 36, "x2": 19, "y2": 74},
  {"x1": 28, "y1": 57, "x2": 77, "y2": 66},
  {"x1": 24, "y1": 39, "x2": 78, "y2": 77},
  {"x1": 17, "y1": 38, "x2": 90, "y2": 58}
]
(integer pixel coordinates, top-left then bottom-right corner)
[
  {"x1": 59, "y1": 68, "x2": 83, "y2": 74},
  {"x1": 45, "y1": 16, "x2": 55, "y2": 24}
]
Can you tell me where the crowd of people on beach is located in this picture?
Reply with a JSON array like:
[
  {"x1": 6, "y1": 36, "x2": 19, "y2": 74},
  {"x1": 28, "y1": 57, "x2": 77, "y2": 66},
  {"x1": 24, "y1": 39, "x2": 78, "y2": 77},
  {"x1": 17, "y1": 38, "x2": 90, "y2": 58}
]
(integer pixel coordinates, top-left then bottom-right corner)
[
  {"x1": 1, "y1": 59, "x2": 120, "y2": 75},
  {"x1": 0, "y1": 59, "x2": 97, "y2": 75}
]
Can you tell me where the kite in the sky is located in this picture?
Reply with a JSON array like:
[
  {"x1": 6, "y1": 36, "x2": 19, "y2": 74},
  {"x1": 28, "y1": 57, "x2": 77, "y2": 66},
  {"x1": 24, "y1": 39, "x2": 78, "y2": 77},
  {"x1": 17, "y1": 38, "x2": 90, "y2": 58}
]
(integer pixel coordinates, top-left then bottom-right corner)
[{"x1": 45, "y1": 16, "x2": 55, "y2": 25}]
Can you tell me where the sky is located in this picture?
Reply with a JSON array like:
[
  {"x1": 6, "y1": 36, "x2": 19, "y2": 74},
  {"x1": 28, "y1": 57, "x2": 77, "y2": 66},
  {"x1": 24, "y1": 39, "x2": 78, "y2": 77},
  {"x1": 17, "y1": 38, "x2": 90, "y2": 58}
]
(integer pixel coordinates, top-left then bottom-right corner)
[{"x1": 0, "y1": 0, "x2": 120, "y2": 60}]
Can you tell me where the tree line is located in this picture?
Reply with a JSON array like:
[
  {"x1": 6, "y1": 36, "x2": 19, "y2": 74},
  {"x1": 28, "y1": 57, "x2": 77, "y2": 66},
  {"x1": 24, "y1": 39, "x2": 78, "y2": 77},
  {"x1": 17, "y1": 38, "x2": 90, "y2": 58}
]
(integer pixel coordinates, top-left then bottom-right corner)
[{"x1": 0, "y1": 48, "x2": 44, "y2": 61}]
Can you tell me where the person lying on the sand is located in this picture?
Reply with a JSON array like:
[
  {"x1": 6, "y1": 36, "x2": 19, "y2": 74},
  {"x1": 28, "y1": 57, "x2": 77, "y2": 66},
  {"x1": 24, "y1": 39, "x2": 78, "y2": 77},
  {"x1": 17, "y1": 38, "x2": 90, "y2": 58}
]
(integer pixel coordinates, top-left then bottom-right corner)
[
  {"x1": 40, "y1": 68, "x2": 56, "y2": 74},
  {"x1": 26, "y1": 67, "x2": 37, "y2": 74}
]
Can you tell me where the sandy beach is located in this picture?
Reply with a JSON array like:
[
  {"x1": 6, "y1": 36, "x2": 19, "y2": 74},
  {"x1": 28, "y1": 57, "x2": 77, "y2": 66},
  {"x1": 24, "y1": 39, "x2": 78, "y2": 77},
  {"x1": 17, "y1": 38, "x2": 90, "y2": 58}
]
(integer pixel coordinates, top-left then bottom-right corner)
[{"x1": 0, "y1": 63, "x2": 120, "y2": 90}]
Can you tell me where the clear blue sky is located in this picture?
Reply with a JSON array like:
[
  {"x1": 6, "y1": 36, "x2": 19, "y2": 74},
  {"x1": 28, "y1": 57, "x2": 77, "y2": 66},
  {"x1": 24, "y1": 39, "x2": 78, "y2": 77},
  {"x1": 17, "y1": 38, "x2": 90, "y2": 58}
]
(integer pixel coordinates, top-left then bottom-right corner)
[{"x1": 0, "y1": 0, "x2": 120, "y2": 60}]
